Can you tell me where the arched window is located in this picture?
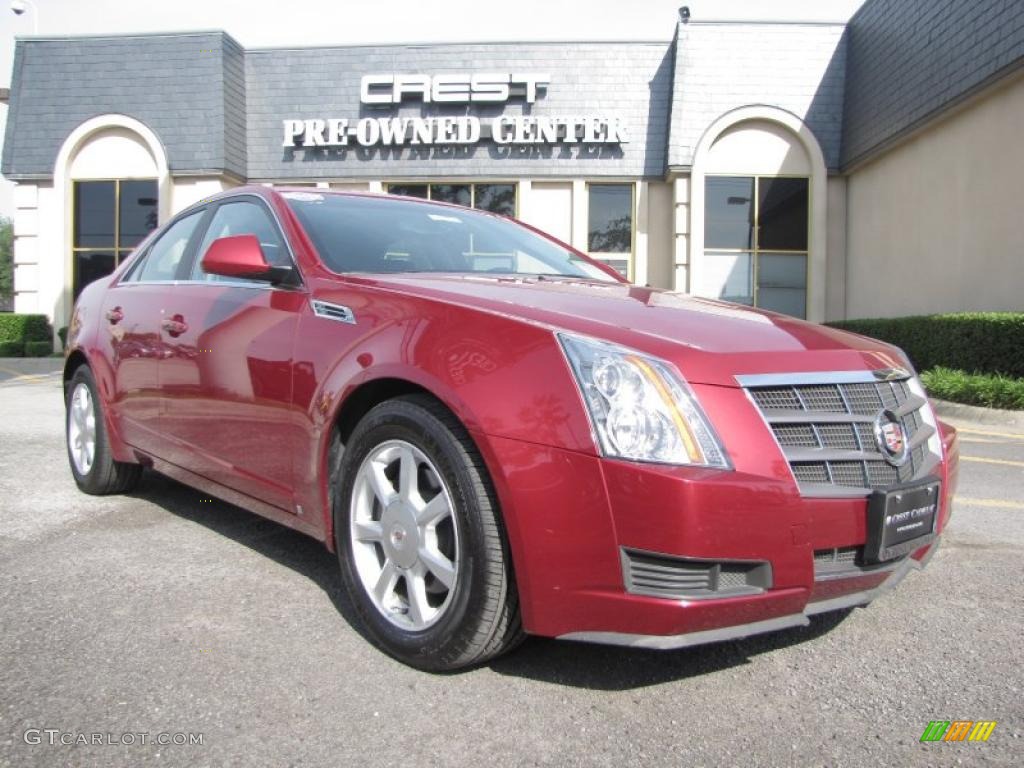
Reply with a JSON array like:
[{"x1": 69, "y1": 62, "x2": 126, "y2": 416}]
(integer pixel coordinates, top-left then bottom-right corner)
[
  {"x1": 690, "y1": 108, "x2": 827, "y2": 321},
  {"x1": 54, "y1": 116, "x2": 170, "y2": 308}
]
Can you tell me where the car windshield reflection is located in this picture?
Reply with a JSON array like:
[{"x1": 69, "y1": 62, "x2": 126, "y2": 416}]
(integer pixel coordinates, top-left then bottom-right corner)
[{"x1": 283, "y1": 192, "x2": 618, "y2": 282}]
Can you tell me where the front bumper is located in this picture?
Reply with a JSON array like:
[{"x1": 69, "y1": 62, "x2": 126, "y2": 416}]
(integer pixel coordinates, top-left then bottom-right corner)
[
  {"x1": 559, "y1": 540, "x2": 939, "y2": 649},
  {"x1": 481, "y1": 421, "x2": 955, "y2": 645}
]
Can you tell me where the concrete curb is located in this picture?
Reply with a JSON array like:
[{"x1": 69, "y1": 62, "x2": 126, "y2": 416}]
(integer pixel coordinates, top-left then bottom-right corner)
[{"x1": 931, "y1": 398, "x2": 1024, "y2": 429}]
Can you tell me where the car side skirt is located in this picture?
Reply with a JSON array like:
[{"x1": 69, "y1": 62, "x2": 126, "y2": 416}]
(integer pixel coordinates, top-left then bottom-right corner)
[{"x1": 147, "y1": 453, "x2": 322, "y2": 540}]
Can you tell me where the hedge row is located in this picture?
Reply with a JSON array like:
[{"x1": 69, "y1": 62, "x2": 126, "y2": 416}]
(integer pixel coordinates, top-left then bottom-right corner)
[
  {"x1": 0, "y1": 313, "x2": 52, "y2": 343},
  {"x1": 920, "y1": 367, "x2": 1024, "y2": 411},
  {"x1": 0, "y1": 313, "x2": 55, "y2": 357},
  {"x1": 828, "y1": 313, "x2": 1024, "y2": 378}
]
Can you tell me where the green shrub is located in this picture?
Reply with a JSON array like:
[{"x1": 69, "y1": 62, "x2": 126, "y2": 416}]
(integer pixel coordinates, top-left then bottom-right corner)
[
  {"x1": 0, "y1": 313, "x2": 53, "y2": 344},
  {"x1": 828, "y1": 313, "x2": 1024, "y2": 378},
  {"x1": 921, "y1": 367, "x2": 1024, "y2": 411},
  {"x1": 0, "y1": 339, "x2": 22, "y2": 357},
  {"x1": 24, "y1": 340, "x2": 54, "y2": 357}
]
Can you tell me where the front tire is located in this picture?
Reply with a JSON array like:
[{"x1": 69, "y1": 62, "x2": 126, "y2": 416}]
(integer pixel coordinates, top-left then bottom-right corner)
[
  {"x1": 334, "y1": 395, "x2": 522, "y2": 671},
  {"x1": 66, "y1": 365, "x2": 142, "y2": 495}
]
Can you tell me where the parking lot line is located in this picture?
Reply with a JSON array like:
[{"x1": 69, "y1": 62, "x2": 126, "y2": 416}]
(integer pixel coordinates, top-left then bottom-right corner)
[
  {"x1": 956, "y1": 427, "x2": 1024, "y2": 441},
  {"x1": 956, "y1": 497, "x2": 1024, "y2": 510},
  {"x1": 960, "y1": 455, "x2": 1024, "y2": 468},
  {"x1": 0, "y1": 372, "x2": 61, "y2": 385}
]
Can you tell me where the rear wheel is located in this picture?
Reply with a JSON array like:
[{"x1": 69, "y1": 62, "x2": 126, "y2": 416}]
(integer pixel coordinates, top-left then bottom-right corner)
[
  {"x1": 66, "y1": 366, "x2": 141, "y2": 495},
  {"x1": 335, "y1": 395, "x2": 523, "y2": 671}
]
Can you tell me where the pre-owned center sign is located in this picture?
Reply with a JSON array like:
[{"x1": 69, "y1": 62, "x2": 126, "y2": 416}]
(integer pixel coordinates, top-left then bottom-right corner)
[{"x1": 282, "y1": 73, "x2": 628, "y2": 148}]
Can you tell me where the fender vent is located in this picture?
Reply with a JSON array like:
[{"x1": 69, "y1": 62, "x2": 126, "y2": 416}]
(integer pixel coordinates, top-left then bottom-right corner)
[
  {"x1": 621, "y1": 548, "x2": 771, "y2": 600},
  {"x1": 311, "y1": 299, "x2": 356, "y2": 324}
]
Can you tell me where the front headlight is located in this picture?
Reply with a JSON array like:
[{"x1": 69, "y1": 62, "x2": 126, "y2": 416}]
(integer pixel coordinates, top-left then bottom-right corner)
[{"x1": 558, "y1": 333, "x2": 729, "y2": 468}]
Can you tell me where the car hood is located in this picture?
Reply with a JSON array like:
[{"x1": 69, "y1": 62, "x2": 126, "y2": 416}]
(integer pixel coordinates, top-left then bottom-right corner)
[{"x1": 365, "y1": 274, "x2": 909, "y2": 387}]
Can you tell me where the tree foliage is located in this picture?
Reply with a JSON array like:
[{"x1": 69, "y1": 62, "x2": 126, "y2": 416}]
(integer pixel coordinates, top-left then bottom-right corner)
[{"x1": 0, "y1": 216, "x2": 13, "y2": 310}]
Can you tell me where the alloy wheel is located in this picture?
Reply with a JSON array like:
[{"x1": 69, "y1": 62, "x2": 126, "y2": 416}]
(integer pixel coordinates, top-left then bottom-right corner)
[
  {"x1": 349, "y1": 439, "x2": 460, "y2": 631},
  {"x1": 68, "y1": 382, "x2": 96, "y2": 475}
]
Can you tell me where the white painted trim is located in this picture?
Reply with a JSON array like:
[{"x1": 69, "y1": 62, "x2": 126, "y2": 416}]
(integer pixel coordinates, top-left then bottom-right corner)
[
  {"x1": 689, "y1": 106, "x2": 828, "y2": 322},
  {"x1": 634, "y1": 181, "x2": 649, "y2": 286},
  {"x1": 570, "y1": 179, "x2": 587, "y2": 252}
]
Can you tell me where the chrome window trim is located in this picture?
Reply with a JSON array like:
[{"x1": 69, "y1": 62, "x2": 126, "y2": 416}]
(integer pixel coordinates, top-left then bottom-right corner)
[{"x1": 110, "y1": 279, "x2": 295, "y2": 293}]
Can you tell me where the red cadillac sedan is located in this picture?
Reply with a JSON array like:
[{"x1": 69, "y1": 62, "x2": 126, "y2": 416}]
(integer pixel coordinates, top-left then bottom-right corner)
[{"x1": 64, "y1": 187, "x2": 958, "y2": 670}]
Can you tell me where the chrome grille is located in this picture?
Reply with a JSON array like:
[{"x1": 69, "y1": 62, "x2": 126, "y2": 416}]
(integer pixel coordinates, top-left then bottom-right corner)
[
  {"x1": 843, "y1": 382, "x2": 883, "y2": 414},
  {"x1": 814, "y1": 423, "x2": 859, "y2": 450},
  {"x1": 741, "y1": 371, "x2": 941, "y2": 497},
  {"x1": 797, "y1": 385, "x2": 847, "y2": 412}
]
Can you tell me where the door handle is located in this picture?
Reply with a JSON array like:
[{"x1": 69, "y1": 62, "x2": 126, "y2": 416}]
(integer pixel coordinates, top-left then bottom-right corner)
[
  {"x1": 105, "y1": 307, "x2": 124, "y2": 324},
  {"x1": 161, "y1": 314, "x2": 188, "y2": 337}
]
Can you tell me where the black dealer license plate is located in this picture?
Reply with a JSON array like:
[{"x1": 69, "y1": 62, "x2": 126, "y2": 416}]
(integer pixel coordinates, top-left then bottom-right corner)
[{"x1": 864, "y1": 478, "x2": 940, "y2": 563}]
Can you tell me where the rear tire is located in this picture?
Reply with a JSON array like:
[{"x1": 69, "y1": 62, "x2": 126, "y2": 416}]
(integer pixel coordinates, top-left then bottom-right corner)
[
  {"x1": 334, "y1": 395, "x2": 523, "y2": 671},
  {"x1": 66, "y1": 365, "x2": 142, "y2": 495}
]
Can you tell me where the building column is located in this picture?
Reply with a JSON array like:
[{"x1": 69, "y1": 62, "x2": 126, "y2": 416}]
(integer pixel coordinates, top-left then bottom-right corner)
[
  {"x1": 672, "y1": 175, "x2": 691, "y2": 292},
  {"x1": 12, "y1": 184, "x2": 41, "y2": 315},
  {"x1": 516, "y1": 178, "x2": 532, "y2": 220},
  {"x1": 633, "y1": 181, "x2": 649, "y2": 285},
  {"x1": 570, "y1": 179, "x2": 588, "y2": 253}
]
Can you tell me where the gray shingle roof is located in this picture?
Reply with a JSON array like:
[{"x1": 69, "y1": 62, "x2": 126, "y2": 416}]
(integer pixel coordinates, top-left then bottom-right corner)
[
  {"x1": 667, "y1": 22, "x2": 847, "y2": 171},
  {"x1": 842, "y1": 0, "x2": 1024, "y2": 168}
]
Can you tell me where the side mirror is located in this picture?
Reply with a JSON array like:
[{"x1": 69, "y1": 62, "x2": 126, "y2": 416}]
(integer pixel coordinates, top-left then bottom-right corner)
[{"x1": 200, "y1": 234, "x2": 297, "y2": 286}]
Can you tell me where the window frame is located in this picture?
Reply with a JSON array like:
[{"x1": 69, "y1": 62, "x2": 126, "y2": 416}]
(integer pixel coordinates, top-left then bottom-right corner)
[
  {"x1": 120, "y1": 205, "x2": 212, "y2": 284},
  {"x1": 132, "y1": 209, "x2": 209, "y2": 283},
  {"x1": 120, "y1": 194, "x2": 304, "y2": 290},
  {"x1": 181, "y1": 194, "x2": 305, "y2": 289},
  {"x1": 585, "y1": 181, "x2": 636, "y2": 282},
  {"x1": 71, "y1": 177, "x2": 159, "y2": 298},
  {"x1": 385, "y1": 181, "x2": 519, "y2": 218},
  {"x1": 703, "y1": 173, "x2": 810, "y2": 317}
]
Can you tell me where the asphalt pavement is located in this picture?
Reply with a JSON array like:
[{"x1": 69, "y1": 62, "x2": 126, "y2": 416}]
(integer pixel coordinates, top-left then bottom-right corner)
[{"x1": 0, "y1": 359, "x2": 1021, "y2": 767}]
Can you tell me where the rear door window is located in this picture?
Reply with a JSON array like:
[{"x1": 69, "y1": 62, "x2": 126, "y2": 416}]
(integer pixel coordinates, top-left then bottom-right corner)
[{"x1": 132, "y1": 211, "x2": 204, "y2": 282}]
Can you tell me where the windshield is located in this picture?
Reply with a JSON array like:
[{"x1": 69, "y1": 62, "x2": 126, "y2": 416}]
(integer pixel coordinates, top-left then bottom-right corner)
[{"x1": 283, "y1": 192, "x2": 620, "y2": 282}]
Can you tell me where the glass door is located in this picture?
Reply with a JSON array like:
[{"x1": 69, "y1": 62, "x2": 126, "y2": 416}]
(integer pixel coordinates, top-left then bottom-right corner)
[{"x1": 704, "y1": 175, "x2": 808, "y2": 317}]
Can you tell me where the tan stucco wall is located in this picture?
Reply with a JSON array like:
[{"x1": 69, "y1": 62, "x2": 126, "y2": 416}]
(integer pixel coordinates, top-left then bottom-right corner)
[
  {"x1": 645, "y1": 181, "x2": 674, "y2": 289},
  {"x1": 825, "y1": 175, "x2": 847, "y2": 322},
  {"x1": 845, "y1": 74, "x2": 1024, "y2": 319}
]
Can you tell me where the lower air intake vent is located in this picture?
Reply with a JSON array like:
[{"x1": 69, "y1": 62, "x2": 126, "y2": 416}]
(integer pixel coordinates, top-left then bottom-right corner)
[
  {"x1": 621, "y1": 548, "x2": 771, "y2": 600},
  {"x1": 813, "y1": 546, "x2": 906, "y2": 578}
]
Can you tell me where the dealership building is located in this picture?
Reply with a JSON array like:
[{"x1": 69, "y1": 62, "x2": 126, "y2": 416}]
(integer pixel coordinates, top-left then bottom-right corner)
[{"x1": 1, "y1": 0, "x2": 1021, "y2": 335}]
